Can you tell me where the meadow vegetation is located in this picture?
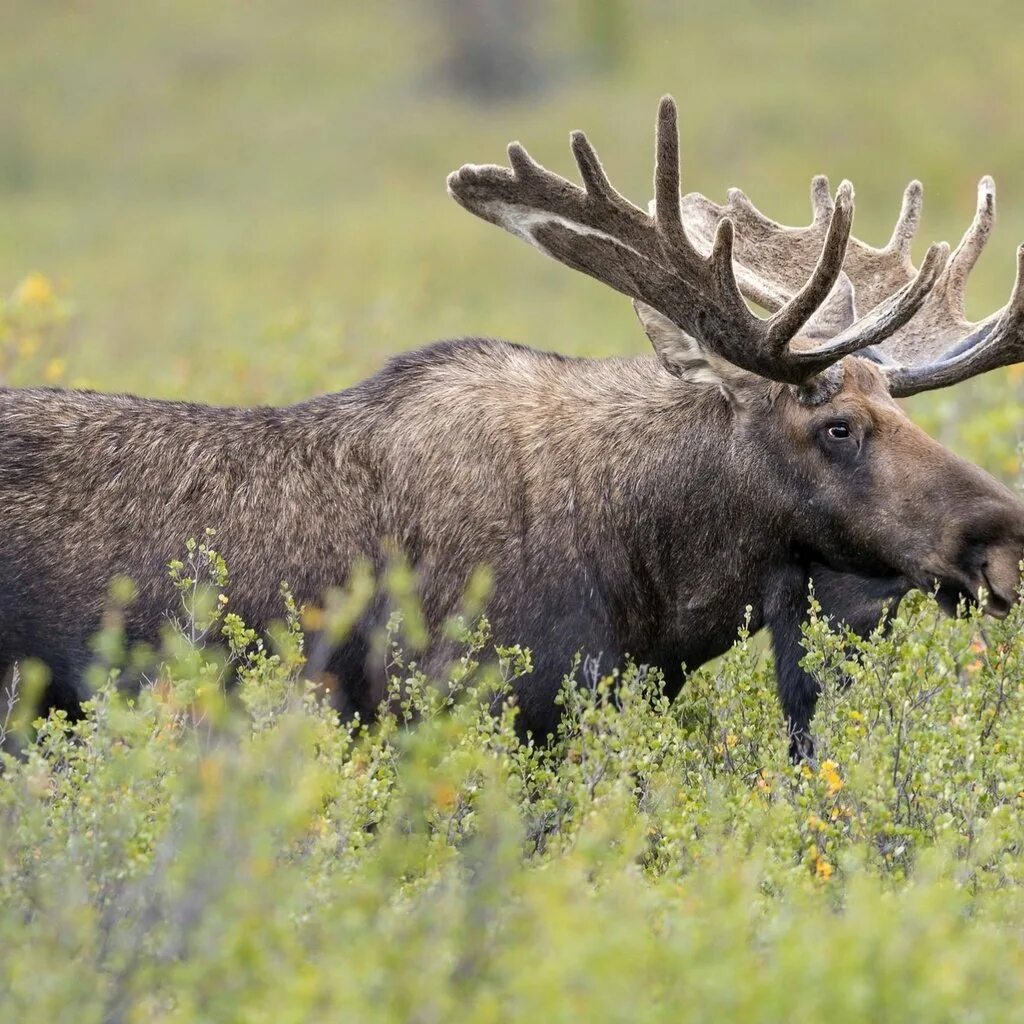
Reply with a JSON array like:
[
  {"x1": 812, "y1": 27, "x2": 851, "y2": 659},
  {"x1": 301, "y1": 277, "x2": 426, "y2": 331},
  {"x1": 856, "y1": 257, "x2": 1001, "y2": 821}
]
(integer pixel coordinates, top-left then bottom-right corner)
[
  {"x1": 5, "y1": 547, "x2": 1024, "y2": 1020},
  {"x1": 4, "y1": 1, "x2": 1024, "y2": 1019}
]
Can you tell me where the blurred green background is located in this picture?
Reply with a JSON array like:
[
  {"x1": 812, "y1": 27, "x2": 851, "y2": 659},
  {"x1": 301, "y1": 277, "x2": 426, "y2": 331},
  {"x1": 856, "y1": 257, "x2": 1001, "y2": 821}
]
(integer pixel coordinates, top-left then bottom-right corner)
[{"x1": 2, "y1": 0, "x2": 1023, "y2": 469}]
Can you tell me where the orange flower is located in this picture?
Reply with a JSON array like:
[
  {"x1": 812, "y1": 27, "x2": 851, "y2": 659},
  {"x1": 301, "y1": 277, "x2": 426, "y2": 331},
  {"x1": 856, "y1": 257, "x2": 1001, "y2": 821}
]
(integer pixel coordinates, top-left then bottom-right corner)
[
  {"x1": 819, "y1": 760, "x2": 844, "y2": 796},
  {"x1": 814, "y1": 854, "x2": 834, "y2": 880},
  {"x1": 432, "y1": 782, "x2": 458, "y2": 812}
]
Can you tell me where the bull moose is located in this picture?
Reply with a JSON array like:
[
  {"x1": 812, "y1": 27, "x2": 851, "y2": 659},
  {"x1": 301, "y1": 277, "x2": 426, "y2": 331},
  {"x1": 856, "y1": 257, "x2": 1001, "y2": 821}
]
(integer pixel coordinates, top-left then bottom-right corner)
[{"x1": 7, "y1": 97, "x2": 1024, "y2": 755}]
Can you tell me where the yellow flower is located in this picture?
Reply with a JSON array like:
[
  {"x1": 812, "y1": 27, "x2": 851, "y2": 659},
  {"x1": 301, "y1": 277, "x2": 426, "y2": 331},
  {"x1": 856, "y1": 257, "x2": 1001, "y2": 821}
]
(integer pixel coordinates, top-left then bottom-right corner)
[
  {"x1": 43, "y1": 357, "x2": 66, "y2": 383},
  {"x1": 819, "y1": 759, "x2": 844, "y2": 796},
  {"x1": 814, "y1": 854, "x2": 834, "y2": 880},
  {"x1": 725, "y1": 732, "x2": 739, "y2": 749},
  {"x1": 15, "y1": 272, "x2": 55, "y2": 306},
  {"x1": 302, "y1": 605, "x2": 325, "y2": 631}
]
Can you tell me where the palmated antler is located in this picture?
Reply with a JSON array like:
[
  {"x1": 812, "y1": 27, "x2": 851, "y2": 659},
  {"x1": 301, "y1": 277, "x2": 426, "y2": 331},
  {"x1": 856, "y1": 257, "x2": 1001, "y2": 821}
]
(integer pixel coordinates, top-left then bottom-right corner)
[
  {"x1": 880, "y1": 180, "x2": 1024, "y2": 396},
  {"x1": 681, "y1": 172, "x2": 1024, "y2": 398},
  {"x1": 448, "y1": 97, "x2": 947, "y2": 389},
  {"x1": 679, "y1": 178, "x2": 941, "y2": 349}
]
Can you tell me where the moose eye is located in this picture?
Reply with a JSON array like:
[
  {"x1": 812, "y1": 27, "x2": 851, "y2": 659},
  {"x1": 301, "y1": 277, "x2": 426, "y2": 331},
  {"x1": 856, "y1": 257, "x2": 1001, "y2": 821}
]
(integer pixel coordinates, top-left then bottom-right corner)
[{"x1": 826, "y1": 421, "x2": 851, "y2": 440}]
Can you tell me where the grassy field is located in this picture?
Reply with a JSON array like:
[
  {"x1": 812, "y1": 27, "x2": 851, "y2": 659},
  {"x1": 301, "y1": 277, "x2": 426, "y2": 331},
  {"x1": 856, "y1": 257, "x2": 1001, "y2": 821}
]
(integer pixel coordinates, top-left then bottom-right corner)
[
  {"x1": 5, "y1": 2, "x2": 1024, "y2": 1020},
  {"x1": 3, "y1": 1, "x2": 1024, "y2": 459}
]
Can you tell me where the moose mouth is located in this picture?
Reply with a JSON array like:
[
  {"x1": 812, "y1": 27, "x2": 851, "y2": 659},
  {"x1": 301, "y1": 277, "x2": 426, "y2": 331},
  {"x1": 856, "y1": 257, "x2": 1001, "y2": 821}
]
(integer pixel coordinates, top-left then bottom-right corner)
[
  {"x1": 932, "y1": 570, "x2": 1013, "y2": 619},
  {"x1": 980, "y1": 568, "x2": 1014, "y2": 618}
]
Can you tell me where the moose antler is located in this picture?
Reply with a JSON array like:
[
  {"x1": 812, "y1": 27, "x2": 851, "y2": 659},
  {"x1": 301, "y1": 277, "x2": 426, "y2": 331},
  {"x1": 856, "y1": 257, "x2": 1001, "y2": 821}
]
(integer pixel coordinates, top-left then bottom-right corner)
[
  {"x1": 680, "y1": 171, "x2": 1024, "y2": 398},
  {"x1": 882, "y1": 262, "x2": 1024, "y2": 395},
  {"x1": 677, "y1": 177, "x2": 947, "y2": 354},
  {"x1": 448, "y1": 96, "x2": 948, "y2": 389},
  {"x1": 878, "y1": 180, "x2": 1024, "y2": 396}
]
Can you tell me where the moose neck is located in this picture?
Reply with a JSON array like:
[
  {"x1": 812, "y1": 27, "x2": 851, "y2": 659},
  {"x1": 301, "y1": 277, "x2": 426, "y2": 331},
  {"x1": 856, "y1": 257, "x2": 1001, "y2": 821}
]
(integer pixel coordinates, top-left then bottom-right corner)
[{"x1": 494, "y1": 350, "x2": 796, "y2": 657}]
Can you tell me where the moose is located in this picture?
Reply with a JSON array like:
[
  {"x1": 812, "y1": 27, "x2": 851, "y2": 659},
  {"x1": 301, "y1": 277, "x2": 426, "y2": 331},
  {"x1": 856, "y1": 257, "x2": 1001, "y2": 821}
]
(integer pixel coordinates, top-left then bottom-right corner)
[{"x1": 6, "y1": 96, "x2": 1024, "y2": 755}]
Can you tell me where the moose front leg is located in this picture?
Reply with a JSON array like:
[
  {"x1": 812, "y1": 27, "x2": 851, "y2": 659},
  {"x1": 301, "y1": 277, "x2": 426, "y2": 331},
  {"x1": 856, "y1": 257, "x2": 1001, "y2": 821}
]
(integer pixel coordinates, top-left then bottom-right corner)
[
  {"x1": 767, "y1": 576, "x2": 820, "y2": 762},
  {"x1": 768, "y1": 565, "x2": 908, "y2": 761}
]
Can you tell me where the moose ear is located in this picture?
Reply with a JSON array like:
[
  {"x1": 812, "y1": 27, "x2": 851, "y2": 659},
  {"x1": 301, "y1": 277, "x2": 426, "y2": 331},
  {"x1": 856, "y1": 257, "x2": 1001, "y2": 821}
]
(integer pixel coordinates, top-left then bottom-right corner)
[{"x1": 632, "y1": 301, "x2": 757, "y2": 399}]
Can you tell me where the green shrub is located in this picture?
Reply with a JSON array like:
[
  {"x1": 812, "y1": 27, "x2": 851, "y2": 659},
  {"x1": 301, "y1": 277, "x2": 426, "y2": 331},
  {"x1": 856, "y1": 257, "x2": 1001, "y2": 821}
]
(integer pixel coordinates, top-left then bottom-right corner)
[{"x1": 4, "y1": 547, "x2": 1024, "y2": 1022}]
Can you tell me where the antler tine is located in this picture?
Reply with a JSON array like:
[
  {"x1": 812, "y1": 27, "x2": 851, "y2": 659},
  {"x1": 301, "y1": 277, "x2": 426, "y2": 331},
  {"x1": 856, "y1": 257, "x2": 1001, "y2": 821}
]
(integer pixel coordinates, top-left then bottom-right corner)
[
  {"x1": 810, "y1": 176, "x2": 834, "y2": 227},
  {"x1": 654, "y1": 95, "x2": 699, "y2": 257},
  {"x1": 653, "y1": 96, "x2": 747, "y2": 317},
  {"x1": 766, "y1": 181, "x2": 854, "y2": 353},
  {"x1": 885, "y1": 180, "x2": 923, "y2": 262},
  {"x1": 569, "y1": 130, "x2": 619, "y2": 204},
  {"x1": 506, "y1": 141, "x2": 538, "y2": 182},
  {"x1": 708, "y1": 217, "x2": 743, "y2": 304},
  {"x1": 941, "y1": 175, "x2": 995, "y2": 312}
]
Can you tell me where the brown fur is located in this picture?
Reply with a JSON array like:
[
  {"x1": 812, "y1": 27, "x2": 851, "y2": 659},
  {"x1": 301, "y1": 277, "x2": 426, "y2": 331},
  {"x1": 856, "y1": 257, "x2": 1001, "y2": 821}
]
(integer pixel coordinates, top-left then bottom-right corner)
[{"x1": 4, "y1": 338, "x2": 1023, "y2": 758}]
